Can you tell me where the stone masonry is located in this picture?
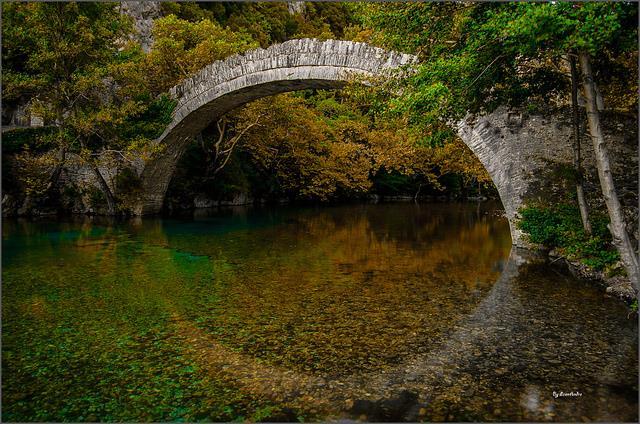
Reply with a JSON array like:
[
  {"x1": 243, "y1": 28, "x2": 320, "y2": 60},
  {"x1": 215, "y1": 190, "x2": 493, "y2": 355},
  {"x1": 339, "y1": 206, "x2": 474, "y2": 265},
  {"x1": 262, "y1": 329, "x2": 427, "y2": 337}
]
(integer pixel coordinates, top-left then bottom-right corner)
[
  {"x1": 135, "y1": 39, "x2": 416, "y2": 215},
  {"x1": 458, "y1": 107, "x2": 637, "y2": 247}
]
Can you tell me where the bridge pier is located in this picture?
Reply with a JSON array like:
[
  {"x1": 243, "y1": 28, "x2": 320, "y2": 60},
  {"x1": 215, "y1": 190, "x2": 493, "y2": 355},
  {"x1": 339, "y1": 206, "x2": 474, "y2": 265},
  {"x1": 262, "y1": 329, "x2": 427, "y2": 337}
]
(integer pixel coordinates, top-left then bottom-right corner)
[
  {"x1": 457, "y1": 110, "x2": 534, "y2": 248},
  {"x1": 457, "y1": 106, "x2": 636, "y2": 248}
]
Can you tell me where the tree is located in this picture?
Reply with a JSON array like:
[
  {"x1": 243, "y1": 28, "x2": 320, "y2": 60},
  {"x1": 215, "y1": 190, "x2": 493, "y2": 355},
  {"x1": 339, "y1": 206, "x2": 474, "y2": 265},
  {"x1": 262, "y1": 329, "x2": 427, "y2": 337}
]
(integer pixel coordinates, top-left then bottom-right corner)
[
  {"x1": 237, "y1": 94, "x2": 374, "y2": 201},
  {"x1": 2, "y1": 2, "x2": 161, "y2": 214},
  {"x1": 143, "y1": 14, "x2": 257, "y2": 95},
  {"x1": 569, "y1": 55, "x2": 592, "y2": 235},
  {"x1": 359, "y1": 2, "x2": 639, "y2": 290},
  {"x1": 197, "y1": 114, "x2": 263, "y2": 181},
  {"x1": 167, "y1": 2, "x2": 356, "y2": 47},
  {"x1": 498, "y1": 2, "x2": 639, "y2": 291},
  {"x1": 579, "y1": 50, "x2": 639, "y2": 288},
  {"x1": 2, "y1": 6, "x2": 256, "y2": 214},
  {"x1": 202, "y1": 89, "x2": 491, "y2": 202}
]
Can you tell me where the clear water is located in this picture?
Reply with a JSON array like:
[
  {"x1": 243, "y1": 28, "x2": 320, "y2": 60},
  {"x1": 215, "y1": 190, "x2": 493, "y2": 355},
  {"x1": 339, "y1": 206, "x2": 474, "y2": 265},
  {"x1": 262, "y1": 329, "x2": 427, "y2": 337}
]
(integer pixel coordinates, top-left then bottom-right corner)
[{"x1": 2, "y1": 203, "x2": 637, "y2": 422}]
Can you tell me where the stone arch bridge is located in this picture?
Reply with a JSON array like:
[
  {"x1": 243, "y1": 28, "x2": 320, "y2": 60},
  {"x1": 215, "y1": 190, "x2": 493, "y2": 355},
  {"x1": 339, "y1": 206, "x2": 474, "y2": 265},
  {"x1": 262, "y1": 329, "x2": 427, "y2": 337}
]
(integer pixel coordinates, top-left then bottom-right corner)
[
  {"x1": 136, "y1": 38, "x2": 415, "y2": 214},
  {"x1": 135, "y1": 38, "x2": 625, "y2": 247}
]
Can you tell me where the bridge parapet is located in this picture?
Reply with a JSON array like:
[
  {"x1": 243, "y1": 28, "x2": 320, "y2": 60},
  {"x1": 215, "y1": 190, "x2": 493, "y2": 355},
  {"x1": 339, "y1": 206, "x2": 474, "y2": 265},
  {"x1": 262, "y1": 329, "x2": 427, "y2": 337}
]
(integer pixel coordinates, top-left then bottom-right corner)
[
  {"x1": 169, "y1": 38, "x2": 415, "y2": 101},
  {"x1": 166, "y1": 38, "x2": 415, "y2": 131}
]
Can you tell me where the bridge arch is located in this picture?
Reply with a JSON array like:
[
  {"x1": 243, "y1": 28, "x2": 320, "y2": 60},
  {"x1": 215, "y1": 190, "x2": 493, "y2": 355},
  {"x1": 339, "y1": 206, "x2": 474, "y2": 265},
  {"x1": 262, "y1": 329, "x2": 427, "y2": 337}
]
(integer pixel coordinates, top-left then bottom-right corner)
[
  {"x1": 136, "y1": 38, "x2": 415, "y2": 215},
  {"x1": 134, "y1": 38, "x2": 543, "y2": 247}
]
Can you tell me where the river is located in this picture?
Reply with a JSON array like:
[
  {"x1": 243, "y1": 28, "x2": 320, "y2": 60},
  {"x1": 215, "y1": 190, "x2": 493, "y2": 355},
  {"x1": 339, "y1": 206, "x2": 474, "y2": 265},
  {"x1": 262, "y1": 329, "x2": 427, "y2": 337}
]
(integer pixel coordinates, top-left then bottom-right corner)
[{"x1": 2, "y1": 203, "x2": 637, "y2": 422}]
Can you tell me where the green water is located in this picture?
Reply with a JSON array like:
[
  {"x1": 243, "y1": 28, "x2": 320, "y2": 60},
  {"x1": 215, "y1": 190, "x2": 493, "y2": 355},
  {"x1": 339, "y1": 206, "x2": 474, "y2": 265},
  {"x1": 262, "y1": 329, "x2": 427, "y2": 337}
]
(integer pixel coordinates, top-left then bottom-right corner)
[{"x1": 2, "y1": 203, "x2": 637, "y2": 422}]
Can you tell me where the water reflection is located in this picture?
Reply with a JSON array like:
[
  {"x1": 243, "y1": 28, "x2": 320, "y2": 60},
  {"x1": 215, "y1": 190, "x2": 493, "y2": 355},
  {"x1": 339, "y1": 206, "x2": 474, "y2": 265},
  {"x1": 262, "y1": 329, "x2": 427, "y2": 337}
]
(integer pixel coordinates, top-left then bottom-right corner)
[{"x1": 2, "y1": 203, "x2": 637, "y2": 422}]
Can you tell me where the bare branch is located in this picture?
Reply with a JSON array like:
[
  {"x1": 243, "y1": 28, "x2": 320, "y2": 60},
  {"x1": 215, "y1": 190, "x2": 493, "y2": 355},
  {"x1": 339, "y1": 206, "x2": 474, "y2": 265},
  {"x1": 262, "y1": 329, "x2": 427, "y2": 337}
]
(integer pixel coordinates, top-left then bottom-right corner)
[
  {"x1": 95, "y1": 149, "x2": 136, "y2": 165},
  {"x1": 465, "y1": 54, "x2": 504, "y2": 92},
  {"x1": 212, "y1": 114, "x2": 263, "y2": 175},
  {"x1": 216, "y1": 118, "x2": 226, "y2": 146}
]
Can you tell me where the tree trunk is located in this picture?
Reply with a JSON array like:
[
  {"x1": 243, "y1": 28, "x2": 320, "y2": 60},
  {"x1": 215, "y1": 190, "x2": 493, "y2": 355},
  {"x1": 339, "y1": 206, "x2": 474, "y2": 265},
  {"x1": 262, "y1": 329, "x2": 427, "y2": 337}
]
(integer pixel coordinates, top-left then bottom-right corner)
[
  {"x1": 18, "y1": 147, "x2": 67, "y2": 215},
  {"x1": 90, "y1": 162, "x2": 117, "y2": 215},
  {"x1": 579, "y1": 50, "x2": 640, "y2": 292},
  {"x1": 45, "y1": 147, "x2": 67, "y2": 193},
  {"x1": 570, "y1": 55, "x2": 592, "y2": 235}
]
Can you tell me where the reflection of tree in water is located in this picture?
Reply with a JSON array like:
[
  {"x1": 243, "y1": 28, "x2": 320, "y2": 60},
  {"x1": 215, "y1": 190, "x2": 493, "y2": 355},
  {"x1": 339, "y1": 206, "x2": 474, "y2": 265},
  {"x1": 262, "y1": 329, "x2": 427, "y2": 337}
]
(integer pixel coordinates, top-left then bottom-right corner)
[
  {"x1": 3, "y1": 205, "x2": 634, "y2": 422},
  {"x1": 153, "y1": 203, "x2": 512, "y2": 380}
]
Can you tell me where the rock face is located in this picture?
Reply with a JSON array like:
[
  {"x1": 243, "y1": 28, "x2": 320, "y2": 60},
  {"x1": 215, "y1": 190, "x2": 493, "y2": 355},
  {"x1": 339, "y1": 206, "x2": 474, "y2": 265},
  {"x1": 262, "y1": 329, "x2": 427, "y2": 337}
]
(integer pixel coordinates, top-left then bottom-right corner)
[
  {"x1": 194, "y1": 193, "x2": 253, "y2": 208},
  {"x1": 135, "y1": 38, "x2": 416, "y2": 215},
  {"x1": 1, "y1": 101, "x2": 45, "y2": 131},
  {"x1": 287, "y1": 1, "x2": 306, "y2": 15},
  {"x1": 119, "y1": 1, "x2": 161, "y2": 52}
]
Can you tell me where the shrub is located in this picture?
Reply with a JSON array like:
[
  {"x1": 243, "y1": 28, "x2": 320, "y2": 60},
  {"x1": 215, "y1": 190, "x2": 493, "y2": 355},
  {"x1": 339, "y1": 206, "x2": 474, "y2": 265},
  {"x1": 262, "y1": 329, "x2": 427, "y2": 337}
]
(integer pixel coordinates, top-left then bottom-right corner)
[
  {"x1": 518, "y1": 203, "x2": 620, "y2": 271},
  {"x1": 2, "y1": 127, "x2": 56, "y2": 154},
  {"x1": 86, "y1": 187, "x2": 106, "y2": 209},
  {"x1": 117, "y1": 94, "x2": 177, "y2": 141},
  {"x1": 115, "y1": 167, "x2": 142, "y2": 195}
]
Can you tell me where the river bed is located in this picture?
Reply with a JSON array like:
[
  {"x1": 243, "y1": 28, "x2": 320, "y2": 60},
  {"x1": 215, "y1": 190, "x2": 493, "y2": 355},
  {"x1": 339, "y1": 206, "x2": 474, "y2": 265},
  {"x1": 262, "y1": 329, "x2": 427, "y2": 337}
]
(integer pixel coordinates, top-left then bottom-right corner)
[{"x1": 2, "y1": 203, "x2": 637, "y2": 422}]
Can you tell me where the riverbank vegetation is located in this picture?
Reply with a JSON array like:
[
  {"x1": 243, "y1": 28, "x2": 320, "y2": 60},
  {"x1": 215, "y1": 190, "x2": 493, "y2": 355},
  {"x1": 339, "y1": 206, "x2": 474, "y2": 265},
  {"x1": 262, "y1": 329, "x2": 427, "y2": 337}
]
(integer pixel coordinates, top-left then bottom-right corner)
[
  {"x1": 2, "y1": 2, "x2": 638, "y2": 291},
  {"x1": 519, "y1": 203, "x2": 621, "y2": 272}
]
